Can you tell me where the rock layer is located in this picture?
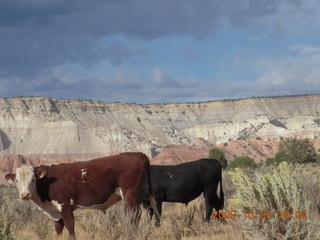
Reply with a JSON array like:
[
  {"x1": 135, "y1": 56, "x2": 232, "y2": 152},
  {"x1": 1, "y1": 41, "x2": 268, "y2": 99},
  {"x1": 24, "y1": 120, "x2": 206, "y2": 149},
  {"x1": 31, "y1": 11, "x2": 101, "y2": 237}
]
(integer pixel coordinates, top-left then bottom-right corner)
[{"x1": 0, "y1": 95, "x2": 319, "y2": 164}]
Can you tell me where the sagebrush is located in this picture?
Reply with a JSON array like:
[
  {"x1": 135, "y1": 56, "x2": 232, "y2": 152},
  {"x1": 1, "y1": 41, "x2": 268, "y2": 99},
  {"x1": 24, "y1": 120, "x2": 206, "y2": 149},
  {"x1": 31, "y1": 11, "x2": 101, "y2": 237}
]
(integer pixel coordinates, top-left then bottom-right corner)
[{"x1": 229, "y1": 162, "x2": 319, "y2": 240}]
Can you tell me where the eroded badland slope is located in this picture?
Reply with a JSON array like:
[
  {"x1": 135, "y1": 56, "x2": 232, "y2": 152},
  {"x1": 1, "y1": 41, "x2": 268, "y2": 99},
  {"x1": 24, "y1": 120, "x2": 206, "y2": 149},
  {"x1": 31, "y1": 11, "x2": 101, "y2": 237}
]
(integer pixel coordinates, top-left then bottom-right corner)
[{"x1": 0, "y1": 95, "x2": 319, "y2": 174}]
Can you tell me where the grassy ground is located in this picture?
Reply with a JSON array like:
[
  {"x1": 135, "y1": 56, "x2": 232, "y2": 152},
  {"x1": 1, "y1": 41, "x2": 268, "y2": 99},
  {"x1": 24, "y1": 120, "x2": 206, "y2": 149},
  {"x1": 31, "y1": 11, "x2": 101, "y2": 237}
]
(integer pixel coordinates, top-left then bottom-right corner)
[{"x1": 1, "y1": 164, "x2": 319, "y2": 240}]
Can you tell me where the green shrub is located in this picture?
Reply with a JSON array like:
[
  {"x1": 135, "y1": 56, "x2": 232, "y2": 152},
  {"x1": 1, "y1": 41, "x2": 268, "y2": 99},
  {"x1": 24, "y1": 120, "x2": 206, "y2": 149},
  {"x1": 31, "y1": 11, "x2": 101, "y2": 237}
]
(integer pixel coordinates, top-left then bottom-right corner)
[
  {"x1": 277, "y1": 137, "x2": 317, "y2": 163},
  {"x1": 229, "y1": 156, "x2": 257, "y2": 169},
  {"x1": 265, "y1": 157, "x2": 274, "y2": 166},
  {"x1": 0, "y1": 210, "x2": 15, "y2": 240},
  {"x1": 208, "y1": 148, "x2": 228, "y2": 168},
  {"x1": 0, "y1": 187, "x2": 16, "y2": 240},
  {"x1": 229, "y1": 162, "x2": 318, "y2": 239},
  {"x1": 265, "y1": 152, "x2": 285, "y2": 166}
]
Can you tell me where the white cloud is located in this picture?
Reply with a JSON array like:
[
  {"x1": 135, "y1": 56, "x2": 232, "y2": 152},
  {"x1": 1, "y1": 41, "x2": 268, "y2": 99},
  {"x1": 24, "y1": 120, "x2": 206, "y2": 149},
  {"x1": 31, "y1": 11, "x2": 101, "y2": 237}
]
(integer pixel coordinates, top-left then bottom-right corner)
[
  {"x1": 248, "y1": 35, "x2": 264, "y2": 42},
  {"x1": 152, "y1": 68, "x2": 180, "y2": 88},
  {"x1": 244, "y1": 1, "x2": 320, "y2": 36},
  {"x1": 257, "y1": 46, "x2": 320, "y2": 92},
  {"x1": 290, "y1": 45, "x2": 320, "y2": 56}
]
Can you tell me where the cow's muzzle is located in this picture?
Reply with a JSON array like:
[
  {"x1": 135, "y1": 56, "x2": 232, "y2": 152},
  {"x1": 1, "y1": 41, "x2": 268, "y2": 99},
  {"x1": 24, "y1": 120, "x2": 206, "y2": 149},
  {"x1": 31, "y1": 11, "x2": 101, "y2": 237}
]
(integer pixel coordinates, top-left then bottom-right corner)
[{"x1": 20, "y1": 193, "x2": 31, "y2": 200}]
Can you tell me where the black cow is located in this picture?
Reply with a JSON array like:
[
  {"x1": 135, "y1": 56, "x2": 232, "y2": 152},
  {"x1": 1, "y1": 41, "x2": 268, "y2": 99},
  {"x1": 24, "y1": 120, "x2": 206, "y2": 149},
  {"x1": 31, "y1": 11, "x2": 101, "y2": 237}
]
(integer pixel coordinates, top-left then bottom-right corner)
[{"x1": 140, "y1": 158, "x2": 224, "y2": 226}]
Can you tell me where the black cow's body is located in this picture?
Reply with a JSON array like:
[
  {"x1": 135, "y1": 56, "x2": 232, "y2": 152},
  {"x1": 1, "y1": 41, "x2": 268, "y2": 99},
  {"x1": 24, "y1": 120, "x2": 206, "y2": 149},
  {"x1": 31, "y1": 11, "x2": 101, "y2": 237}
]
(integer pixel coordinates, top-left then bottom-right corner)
[{"x1": 140, "y1": 158, "x2": 224, "y2": 226}]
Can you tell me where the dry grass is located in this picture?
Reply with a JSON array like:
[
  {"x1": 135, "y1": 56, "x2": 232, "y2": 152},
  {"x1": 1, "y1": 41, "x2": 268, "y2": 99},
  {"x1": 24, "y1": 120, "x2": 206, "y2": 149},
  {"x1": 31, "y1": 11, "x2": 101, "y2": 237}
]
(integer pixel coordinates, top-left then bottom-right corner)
[
  {"x1": 1, "y1": 195, "x2": 243, "y2": 240},
  {"x1": 1, "y1": 164, "x2": 319, "y2": 240}
]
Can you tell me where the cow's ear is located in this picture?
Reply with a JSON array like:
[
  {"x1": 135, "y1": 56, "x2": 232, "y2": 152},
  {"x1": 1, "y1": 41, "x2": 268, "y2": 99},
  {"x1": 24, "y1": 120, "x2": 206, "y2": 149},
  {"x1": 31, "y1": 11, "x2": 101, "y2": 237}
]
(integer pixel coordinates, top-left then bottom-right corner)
[
  {"x1": 5, "y1": 173, "x2": 16, "y2": 184},
  {"x1": 35, "y1": 168, "x2": 47, "y2": 179}
]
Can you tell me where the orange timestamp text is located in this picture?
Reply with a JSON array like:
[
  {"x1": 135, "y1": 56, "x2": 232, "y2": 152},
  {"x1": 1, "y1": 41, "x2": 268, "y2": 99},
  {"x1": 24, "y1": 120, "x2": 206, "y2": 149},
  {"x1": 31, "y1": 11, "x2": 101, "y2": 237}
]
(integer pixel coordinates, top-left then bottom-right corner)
[{"x1": 211, "y1": 210, "x2": 308, "y2": 220}]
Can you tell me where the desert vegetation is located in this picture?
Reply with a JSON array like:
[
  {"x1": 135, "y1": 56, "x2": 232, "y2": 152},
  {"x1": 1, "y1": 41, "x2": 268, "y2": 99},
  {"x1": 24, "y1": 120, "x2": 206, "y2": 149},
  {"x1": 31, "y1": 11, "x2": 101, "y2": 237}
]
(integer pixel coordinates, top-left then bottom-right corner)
[
  {"x1": 229, "y1": 162, "x2": 319, "y2": 239},
  {"x1": 1, "y1": 138, "x2": 319, "y2": 239},
  {"x1": 208, "y1": 148, "x2": 228, "y2": 168},
  {"x1": 266, "y1": 137, "x2": 318, "y2": 165},
  {"x1": 0, "y1": 184, "x2": 238, "y2": 240},
  {"x1": 228, "y1": 156, "x2": 257, "y2": 169},
  {"x1": 1, "y1": 160, "x2": 319, "y2": 240}
]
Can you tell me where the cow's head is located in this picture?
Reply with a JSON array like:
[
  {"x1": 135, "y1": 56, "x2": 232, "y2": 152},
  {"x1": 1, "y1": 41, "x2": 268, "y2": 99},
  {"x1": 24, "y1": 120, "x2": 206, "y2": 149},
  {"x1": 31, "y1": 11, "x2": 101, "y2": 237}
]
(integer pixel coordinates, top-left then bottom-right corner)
[{"x1": 5, "y1": 166, "x2": 47, "y2": 200}]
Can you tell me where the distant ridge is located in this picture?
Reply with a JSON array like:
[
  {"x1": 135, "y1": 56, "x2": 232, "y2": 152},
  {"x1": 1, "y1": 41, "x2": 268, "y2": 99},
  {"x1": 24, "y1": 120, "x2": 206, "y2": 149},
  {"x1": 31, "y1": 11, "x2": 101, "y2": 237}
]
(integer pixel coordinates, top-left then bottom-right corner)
[
  {"x1": 0, "y1": 94, "x2": 319, "y2": 162},
  {"x1": 3, "y1": 93, "x2": 320, "y2": 105}
]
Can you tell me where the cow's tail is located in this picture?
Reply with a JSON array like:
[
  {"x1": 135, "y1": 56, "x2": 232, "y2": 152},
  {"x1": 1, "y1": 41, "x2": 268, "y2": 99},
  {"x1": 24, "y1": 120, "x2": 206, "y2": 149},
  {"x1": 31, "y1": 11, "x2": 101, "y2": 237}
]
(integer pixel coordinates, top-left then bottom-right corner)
[
  {"x1": 145, "y1": 158, "x2": 160, "y2": 219},
  {"x1": 219, "y1": 165, "x2": 225, "y2": 210}
]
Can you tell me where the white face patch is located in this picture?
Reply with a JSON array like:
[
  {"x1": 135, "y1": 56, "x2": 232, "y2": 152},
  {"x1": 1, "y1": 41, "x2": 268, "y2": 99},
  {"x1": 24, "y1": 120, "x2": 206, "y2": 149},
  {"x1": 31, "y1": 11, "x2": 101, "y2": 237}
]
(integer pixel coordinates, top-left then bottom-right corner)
[
  {"x1": 15, "y1": 166, "x2": 36, "y2": 200},
  {"x1": 13, "y1": 166, "x2": 63, "y2": 221}
]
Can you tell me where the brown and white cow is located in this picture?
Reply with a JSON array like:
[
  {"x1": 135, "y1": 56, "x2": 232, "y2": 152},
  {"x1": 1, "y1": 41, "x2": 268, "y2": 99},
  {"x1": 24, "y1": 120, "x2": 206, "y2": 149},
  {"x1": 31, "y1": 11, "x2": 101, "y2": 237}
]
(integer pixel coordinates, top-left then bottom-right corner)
[{"x1": 5, "y1": 152, "x2": 157, "y2": 240}]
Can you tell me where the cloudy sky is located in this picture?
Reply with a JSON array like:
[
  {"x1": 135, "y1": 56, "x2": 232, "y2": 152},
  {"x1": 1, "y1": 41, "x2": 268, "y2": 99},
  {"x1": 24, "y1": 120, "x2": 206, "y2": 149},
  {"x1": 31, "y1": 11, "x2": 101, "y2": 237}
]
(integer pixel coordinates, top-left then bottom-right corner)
[{"x1": 1, "y1": 0, "x2": 320, "y2": 103}]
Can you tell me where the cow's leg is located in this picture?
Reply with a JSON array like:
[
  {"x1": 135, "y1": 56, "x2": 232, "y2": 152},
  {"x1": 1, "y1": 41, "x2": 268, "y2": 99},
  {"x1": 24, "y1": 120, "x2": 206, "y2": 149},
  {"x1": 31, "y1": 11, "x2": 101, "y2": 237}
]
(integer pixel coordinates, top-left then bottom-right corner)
[
  {"x1": 54, "y1": 219, "x2": 64, "y2": 236},
  {"x1": 143, "y1": 202, "x2": 154, "y2": 222},
  {"x1": 124, "y1": 192, "x2": 141, "y2": 225},
  {"x1": 154, "y1": 201, "x2": 162, "y2": 227},
  {"x1": 204, "y1": 202, "x2": 214, "y2": 222},
  {"x1": 204, "y1": 184, "x2": 220, "y2": 222},
  {"x1": 142, "y1": 199, "x2": 162, "y2": 226},
  {"x1": 61, "y1": 204, "x2": 76, "y2": 240},
  {"x1": 204, "y1": 196, "x2": 215, "y2": 222}
]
